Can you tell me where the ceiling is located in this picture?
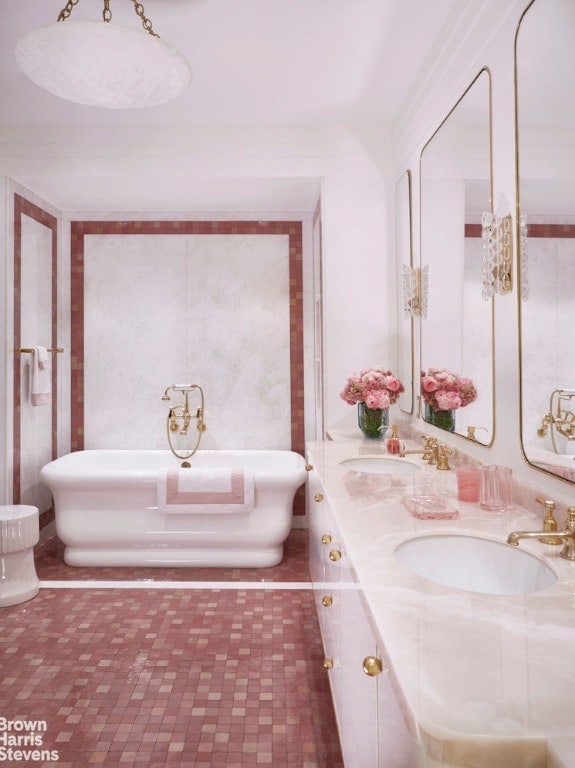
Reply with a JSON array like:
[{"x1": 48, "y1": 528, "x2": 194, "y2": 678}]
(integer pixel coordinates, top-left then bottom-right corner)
[{"x1": 0, "y1": 0, "x2": 462, "y2": 212}]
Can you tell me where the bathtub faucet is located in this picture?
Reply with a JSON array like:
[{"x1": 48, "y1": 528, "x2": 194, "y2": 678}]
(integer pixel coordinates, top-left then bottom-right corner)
[{"x1": 162, "y1": 384, "x2": 206, "y2": 461}]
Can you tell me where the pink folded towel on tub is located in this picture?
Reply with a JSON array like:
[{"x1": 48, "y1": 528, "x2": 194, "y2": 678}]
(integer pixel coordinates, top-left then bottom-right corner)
[{"x1": 157, "y1": 468, "x2": 255, "y2": 514}]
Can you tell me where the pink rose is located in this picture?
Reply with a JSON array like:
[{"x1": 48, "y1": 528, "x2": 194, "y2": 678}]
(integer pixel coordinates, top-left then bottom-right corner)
[
  {"x1": 435, "y1": 391, "x2": 461, "y2": 410},
  {"x1": 365, "y1": 390, "x2": 391, "y2": 409},
  {"x1": 422, "y1": 376, "x2": 439, "y2": 393}
]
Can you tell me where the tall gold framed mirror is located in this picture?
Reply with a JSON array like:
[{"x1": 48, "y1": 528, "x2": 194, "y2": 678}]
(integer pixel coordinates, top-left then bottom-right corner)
[
  {"x1": 419, "y1": 68, "x2": 494, "y2": 444},
  {"x1": 516, "y1": 0, "x2": 575, "y2": 481},
  {"x1": 395, "y1": 171, "x2": 414, "y2": 414}
]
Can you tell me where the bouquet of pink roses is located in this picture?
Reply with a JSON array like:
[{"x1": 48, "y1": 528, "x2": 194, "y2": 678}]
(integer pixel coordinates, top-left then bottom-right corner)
[
  {"x1": 340, "y1": 365, "x2": 404, "y2": 410},
  {"x1": 421, "y1": 366, "x2": 477, "y2": 411}
]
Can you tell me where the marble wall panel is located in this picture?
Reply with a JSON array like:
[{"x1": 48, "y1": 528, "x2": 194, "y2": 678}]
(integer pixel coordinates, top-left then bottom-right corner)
[{"x1": 83, "y1": 233, "x2": 291, "y2": 450}]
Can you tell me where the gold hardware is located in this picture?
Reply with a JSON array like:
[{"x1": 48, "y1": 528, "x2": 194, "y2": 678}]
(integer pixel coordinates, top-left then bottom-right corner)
[
  {"x1": 565, "y1": 507, "x2": 575, "y2": 529},
  {"x1": 399, "y1": 448, "x2": 423, "y2": 458},
  {"x1": 321, "y1": 534, "x2": 332, "y2": 545},
  {"x1": 329, "y1": 549, "x2": 341, "y2": 562},
  {"x1": 323, "y1": 658, "x2": 334, "y2": 670},
  {"x1": 19, "y1": 347, "x2": 63, "y2": 354},
  {"x1": 181, "y1": 461, "x2": 191, "y2": 468},
  {"x1": 508, "y1": 499, "x2": 575, "y2": 559},
  {"x1": 507, "y1": 528, "x2": 575, "y2": 560},
  {"x1": 537, "y1": 389, "x2": 575, "y2": 450},
  {"x1": 314, "y1": 493, "x2": 324, "y2": 502},
  {"x1": 536, "y1": 498, "x2": 563, "y2": 544},
  {"x1": 57, "y1": 0, "x2": 79, "y2": 22},
  {"x1": 321, "y1": 595, "x2": 333, "y2": 607},
  {"x1": 305, "y1": 464, "x2": 314, "y2": 471},
  {"x1": 467, "y1": 425, "x2": 488, "y2": 441},
  {"x1": 400, "y1": 436, "x2": 438, "y2": 464},
  {"x1": 362, "y1": 656, "x2": 385, "y2": 677},
  {"x1": 436, "y1": 444, "x2": 452, "y2": 471},
  {"x1": 58, "y1": 0, "x2": 160, "y2": 38},
  {"x1": 162, "y1": 384, "x2": 206, "y2": 462},
  {"x1": 425, "y1": 437, "x2": 439, "y2": 465}
]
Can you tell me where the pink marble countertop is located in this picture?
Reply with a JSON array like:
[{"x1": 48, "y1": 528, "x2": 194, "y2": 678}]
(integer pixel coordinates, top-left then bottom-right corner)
[{"x1": 306, "y1": 439, "x2": 575, "y2": 768}]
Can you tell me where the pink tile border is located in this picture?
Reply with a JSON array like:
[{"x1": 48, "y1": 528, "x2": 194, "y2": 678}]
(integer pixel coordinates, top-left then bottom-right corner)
[
  {"x1": 69, "y1": 220, "x2": 305, "y2": 514},
  {"x1": 465, "y1": 222, "x2": 575, "y2": 239},
  {"x1": 13, "y1": 194, "x2": 58, "y2": 512}
]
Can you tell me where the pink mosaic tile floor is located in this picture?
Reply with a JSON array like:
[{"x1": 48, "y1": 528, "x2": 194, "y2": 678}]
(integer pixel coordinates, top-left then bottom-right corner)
[{"x1": 0, "y1": 530, "x2": 343, "y2": 766}]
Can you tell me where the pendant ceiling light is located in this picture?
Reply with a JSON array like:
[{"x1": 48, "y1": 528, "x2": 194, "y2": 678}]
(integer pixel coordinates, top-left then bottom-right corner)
[{"x1": 15, "y1": 0, "x2": 192, "y2": 109}]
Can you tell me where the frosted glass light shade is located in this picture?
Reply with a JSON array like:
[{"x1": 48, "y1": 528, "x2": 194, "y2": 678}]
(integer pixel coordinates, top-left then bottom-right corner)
[{"x1": 15, "y1": 20, "x2": 192, "y2": 108}]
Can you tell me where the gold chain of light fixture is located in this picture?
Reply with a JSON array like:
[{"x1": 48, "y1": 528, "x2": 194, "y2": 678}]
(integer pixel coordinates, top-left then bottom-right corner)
[{"x1": 57, "y1": 0, "x2": 158, "y2": 37}]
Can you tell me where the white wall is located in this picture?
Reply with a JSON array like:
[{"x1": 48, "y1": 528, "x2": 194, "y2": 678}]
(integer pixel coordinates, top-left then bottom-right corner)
[{"x1": 321, "y1": 173, "x2": 396, "y2": 432}]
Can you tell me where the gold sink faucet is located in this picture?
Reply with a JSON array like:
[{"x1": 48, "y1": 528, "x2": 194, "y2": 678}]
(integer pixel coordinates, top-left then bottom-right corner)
[
  {"x1": 400, "y1": 435, "x2": 438, "y2": 464},
  {"x1": 507, "y1": 505, "x2": 575, "y2": 561}
]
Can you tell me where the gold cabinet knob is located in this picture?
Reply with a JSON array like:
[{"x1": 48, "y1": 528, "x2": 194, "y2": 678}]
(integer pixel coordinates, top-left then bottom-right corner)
[
  {"x1": 314, "y1": 493, "x2": 324, "y2": 502},
  {"x1": 362, "y1": 656, "x2": 385, "y2": 677},
  {"x1": 323, "y1": 658, "x2": 334, "y2": 670},
  {"x1": 321, "y1": 534, "x2": 332, "y2": 545},
  {"x1": 329, "y1": 549, "x2": 342, "y2": 562},
  {"x1": 321, "y1": 595, "x2": 333, "y2": 607},
  {"x1": 306, "y1": 464, "x2": 314, "y2": 471}
]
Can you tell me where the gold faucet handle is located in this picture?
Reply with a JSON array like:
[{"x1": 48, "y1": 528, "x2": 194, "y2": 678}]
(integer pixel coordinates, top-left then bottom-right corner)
[
  {"x1": 534, "y1": 497, "x2": 563, "y2": 544},
  {"x1": 436, "y1": 443, "x2": 452, "y2": 471},
  {"x1": 535, "y1": 497, "x2": 558, "y2": 530},
  {"x1": 564, "y1": 507, "x2": 575, "y2": 533},
  {"x1": 422, "y1": 436, "x2": 438, "y2": 464}
]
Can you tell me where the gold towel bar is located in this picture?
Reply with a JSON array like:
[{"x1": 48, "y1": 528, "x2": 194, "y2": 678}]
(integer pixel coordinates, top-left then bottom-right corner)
[{"x1": 19, "y1": 347, "x2": 64, "y2": 354}]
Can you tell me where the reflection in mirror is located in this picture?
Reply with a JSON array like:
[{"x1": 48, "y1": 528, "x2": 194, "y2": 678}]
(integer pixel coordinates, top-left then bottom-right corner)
[
  {"x1": 419, "y1": 68, "x2": 494, "y2": 444},
  {"x1": 517, "y1": 0, "x2": 575, "y2": 481},
  {"x1": 395, "y1": 171, "x2": 414, "y2": 413}
]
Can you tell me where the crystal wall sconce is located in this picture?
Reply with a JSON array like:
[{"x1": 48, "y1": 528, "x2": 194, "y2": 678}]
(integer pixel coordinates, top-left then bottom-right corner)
[
  {"x1": 402, "y1": 265, "x2": 428, "y2": 318},
  {"x1": 481, "y1": 212, "x2": 513, "y2": 299}
]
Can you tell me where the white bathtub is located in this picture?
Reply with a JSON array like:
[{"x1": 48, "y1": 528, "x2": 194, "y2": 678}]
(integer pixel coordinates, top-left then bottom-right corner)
[{"x1": 40, "y1": 450, "x2": 307, "y2": 568}]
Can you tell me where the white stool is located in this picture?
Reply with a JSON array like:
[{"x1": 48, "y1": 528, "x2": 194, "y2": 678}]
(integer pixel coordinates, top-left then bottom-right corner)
[{"x1": 0, "y1": 505, "x2": 40, "y2": 607}]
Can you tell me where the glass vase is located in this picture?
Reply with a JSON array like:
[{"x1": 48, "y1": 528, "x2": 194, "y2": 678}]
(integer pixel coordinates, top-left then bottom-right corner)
[
  {"x1": 357, "y1": 403, "x2": 389, "y2": 439},
  {"x1": 424, "y1": 404, "x2": 456, "y2": 432}
]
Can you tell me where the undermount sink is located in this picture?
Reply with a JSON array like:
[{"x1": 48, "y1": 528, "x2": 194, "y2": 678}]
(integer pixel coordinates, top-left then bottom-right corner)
[
  {"x1": 394, "y1": 534, "x2": 557, "y2": 595},
  {"x1": 339, "y1": 456, "x2": 421, "y2": 475}
]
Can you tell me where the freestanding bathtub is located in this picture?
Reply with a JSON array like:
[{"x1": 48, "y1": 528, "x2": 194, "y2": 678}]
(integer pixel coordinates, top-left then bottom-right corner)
[{"x1": 40, "y1": 449, "x2": 307, "y2": 568}]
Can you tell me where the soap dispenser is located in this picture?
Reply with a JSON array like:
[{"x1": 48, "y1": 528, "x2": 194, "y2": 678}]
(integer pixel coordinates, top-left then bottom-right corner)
[{"x1": 386, "y1": 425, "x2": 401, "y2": 455}]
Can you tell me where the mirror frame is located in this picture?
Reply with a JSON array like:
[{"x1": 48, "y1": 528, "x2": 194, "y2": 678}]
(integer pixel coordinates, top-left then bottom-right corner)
[
  {"x1": 419, "y1": 67, "x2": 495, "y2": 445},
  {"x1": 395, "y1": 170, "x2": 415, "y2": 414}
]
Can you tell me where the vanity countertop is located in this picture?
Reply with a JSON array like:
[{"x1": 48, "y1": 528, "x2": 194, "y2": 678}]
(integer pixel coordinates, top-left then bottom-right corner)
[{"x1": 306, "y1": 439, "x2": 575, "y2": 768}]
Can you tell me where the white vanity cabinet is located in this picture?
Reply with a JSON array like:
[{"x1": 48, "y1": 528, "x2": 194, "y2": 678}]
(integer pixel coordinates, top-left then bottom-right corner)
[{"x1": 307, "y1": 468, "x2": 417, "y2": 767}]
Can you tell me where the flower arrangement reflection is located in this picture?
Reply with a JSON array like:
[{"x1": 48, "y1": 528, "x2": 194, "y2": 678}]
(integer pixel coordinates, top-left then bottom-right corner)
[{"x1": 421, "y1": 367, "x2": 477, "y2": 411}]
